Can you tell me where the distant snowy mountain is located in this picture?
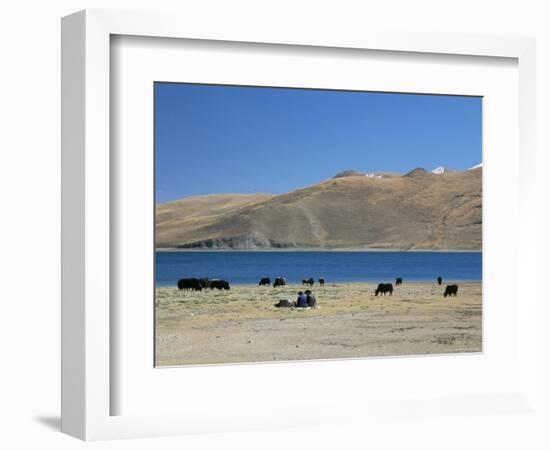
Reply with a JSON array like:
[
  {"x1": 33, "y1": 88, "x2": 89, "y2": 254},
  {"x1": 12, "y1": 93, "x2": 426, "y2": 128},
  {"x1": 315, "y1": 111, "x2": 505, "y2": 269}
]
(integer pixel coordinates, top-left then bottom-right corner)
[
  {"x1": 431, "y1": 164, "x2": 481, "y2": 173},
  {"x1": 431, "y1": 166, "x2": 456, "y2": 174}
]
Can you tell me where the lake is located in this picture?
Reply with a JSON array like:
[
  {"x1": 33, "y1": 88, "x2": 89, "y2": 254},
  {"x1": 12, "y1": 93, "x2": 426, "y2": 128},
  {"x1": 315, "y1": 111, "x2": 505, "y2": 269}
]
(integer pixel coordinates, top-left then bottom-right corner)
[{"x1": 156, "y1": 251, "x2": 482, "y2": 287}]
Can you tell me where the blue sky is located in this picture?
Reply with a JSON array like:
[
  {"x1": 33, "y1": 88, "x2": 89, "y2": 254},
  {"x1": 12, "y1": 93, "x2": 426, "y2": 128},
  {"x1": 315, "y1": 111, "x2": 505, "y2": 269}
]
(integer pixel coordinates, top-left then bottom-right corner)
[{"x1": 155, "y1": 83, "x2": 482, "y2": 203}]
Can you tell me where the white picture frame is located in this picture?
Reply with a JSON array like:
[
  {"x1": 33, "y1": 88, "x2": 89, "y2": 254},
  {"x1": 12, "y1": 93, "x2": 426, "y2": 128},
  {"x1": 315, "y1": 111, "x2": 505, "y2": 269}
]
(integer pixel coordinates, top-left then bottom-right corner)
[{"x1": 61, "y1": 9, "x2": 537, "y2": 441}]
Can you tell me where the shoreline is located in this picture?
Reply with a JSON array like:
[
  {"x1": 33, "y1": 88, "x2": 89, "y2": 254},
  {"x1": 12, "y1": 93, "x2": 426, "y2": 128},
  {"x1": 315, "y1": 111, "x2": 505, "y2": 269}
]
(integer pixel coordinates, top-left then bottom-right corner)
[{"x1": 156, "y1": 280, "x2": 482, "y2": 288}]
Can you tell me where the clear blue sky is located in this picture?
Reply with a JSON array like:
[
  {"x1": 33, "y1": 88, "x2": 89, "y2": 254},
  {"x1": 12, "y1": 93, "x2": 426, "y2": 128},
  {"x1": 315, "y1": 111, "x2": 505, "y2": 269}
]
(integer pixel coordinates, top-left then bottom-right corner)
[{"x1": 155, "y1": 83, "x2": 482, "y2": 203}]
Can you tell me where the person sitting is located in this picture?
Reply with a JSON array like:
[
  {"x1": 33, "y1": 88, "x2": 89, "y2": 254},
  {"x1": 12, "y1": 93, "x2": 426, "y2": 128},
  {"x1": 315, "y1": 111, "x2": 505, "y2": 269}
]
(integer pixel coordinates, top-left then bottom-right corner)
[
  {"x1": 295, "y1": 291, "x2": 308, "y2": 308},
  {"x1": 305, "y1": 290, "x2": 317, "y2": 308}
]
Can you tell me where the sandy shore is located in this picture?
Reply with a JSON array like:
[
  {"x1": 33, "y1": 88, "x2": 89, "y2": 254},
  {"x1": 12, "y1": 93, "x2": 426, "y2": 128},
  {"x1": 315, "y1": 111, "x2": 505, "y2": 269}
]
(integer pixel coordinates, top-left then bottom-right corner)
[{"x1": 155, "y1": 281, "x2": 482, "y2": 366}]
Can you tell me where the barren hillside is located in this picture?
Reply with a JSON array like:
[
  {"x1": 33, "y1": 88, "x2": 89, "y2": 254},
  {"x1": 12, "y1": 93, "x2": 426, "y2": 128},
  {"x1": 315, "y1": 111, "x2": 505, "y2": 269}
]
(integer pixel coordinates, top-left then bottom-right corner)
[{"x1": 156, "y1": 168, "x2": 482, "y2": 250}]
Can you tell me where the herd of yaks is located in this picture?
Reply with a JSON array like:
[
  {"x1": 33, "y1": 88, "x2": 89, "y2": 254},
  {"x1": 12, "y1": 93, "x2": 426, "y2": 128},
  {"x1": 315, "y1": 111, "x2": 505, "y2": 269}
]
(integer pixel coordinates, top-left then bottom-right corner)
[
  {"x1": 373, "y1": 277, "x2": 459, "y2": 297},
  {"x1": 177, "y1": 278, "x2": 230, "y2": 291},
  {"x1": 258, "y1": 277, "x2": 324, "y2": 287},
  {"x1": 177, "y1": 275, "x2": 459, "y2": 297}
]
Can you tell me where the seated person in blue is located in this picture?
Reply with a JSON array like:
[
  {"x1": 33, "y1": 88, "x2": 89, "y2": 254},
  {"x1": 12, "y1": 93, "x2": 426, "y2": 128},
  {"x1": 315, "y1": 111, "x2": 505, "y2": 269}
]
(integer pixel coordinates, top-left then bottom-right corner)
[
  {"x1": 305, "y1": 290, "x2": 317, "y2": 307},
  {"x1": 295, "y1": 291, "x2": 308, "y2": 308}
]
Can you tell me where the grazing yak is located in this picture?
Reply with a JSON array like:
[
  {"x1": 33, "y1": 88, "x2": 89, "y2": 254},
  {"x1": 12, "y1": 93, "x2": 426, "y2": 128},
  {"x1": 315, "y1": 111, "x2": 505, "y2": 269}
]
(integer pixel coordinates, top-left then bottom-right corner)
[
  {"x1": 177, "y1": 278, "x2": 202, "y2": 291},
  {"x1": 375, "y1": 283, "x2": 393, "y2": 296},
  {"x1": 210, "y1": 279, "x2": 230, "y2": 290},
  {"x1": 437, "y1": 276, "x2": 443, "y2": 286},
  {"x1": 395, "y1": 277, "x2": 403, "y2": 286},
  {"x1": 319, "y1": 277, "x2": 325, "y2": 286},
  {"x1": 273, "y1": 277, "x2": 286, "y2": 287},
  {"x1": 259, "y1": 277, "x2": 271, "y2": 286},
  {"x1": 443, "y1": 284, "x2": 458, "y2": 297},
  {"x1": 302, "y1": 278, "x2": 314, "y2": 286}
]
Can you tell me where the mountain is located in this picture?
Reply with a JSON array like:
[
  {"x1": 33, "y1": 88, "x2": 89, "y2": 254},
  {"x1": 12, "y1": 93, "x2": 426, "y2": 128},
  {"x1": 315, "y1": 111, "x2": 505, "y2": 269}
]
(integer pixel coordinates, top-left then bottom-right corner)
[
  {"x1": 404, "y1": 167, "x2": 428, "y2": 177},
  {"x1": 156, "y1": 168, "x2": 482, "y2": 250},
  {"x1": 156, "y1": 193, "x2": 275, "y2": 247}
]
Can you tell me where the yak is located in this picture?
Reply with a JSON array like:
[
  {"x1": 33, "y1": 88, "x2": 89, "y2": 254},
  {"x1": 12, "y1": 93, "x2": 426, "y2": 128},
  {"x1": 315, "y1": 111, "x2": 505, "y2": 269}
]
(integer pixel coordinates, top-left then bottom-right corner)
[
  {"x1": 319, "y1": 277, "x2": 325, "y2": 286},
  {"x1": 395, "y1": 277, "x2": 403, "y2": 286},
  {"x1": 259, "y1": 277, "x2": 271, "y2": 286},
  {"x1": 437, "y1": 276, "x2": 443, "y2": 286},
  {"x1": 210, "y1": 279, "x2": 230, "y2": 290},
  {"x1": 177, "y1": 278, "x2": 202, "y2": 291},
  {"x1": 302, "y1": 278, "x2": 314, "y2": 286},
  {"x1": 375, "y1": 283, "x2": 393, "y2": 296},
  {"x1": 273, "y1": 277, "x2": 286, "y2": 287},
  {"x1": 443, "y1": 284, "x2": 458, "y2": 297}
]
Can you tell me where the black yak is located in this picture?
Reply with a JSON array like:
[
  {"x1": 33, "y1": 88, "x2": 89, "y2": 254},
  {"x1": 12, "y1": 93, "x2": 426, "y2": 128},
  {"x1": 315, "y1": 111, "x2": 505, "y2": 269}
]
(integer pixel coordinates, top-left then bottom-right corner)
[
  {"x1": 177, "y1": 278, "x2": 202, "y2": 291},
  {"x1": 395, "y1": 277, "x2": 403, "y2": 285},
  {"x1": 437, "y1": 276, "x2": 443, "y2": 286},
  {"x1": 210, "y1": 279, "x2": 230, "y2": 290},
  {"x1": 273, "y1": 277, "x2": 286, "y2": 287},
  {"x1": 259, "y1": 277, "x2": 271, "y2": 286},
  {"x1": 302, "y1": 278, "x2": 314, "y2": 286},
  {"x1": 375, "y1": 283, "x2": 393, "y2": 296},
  {"x1": 443, "y1": 285, "x2": 458, "y2": 297},
  {"x1": 319, "y1": 277, "x2": 325, "y2": 286}
]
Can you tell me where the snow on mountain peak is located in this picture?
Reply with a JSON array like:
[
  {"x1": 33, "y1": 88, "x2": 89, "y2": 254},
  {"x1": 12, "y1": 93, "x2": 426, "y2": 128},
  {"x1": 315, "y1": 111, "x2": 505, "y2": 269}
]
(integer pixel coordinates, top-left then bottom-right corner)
[
  {"x1": 431, "y1": 166, "x2": 459, "y2": 174},
  {"x1": 468, "y1": 163, "x2": 483, "y2": 170}
]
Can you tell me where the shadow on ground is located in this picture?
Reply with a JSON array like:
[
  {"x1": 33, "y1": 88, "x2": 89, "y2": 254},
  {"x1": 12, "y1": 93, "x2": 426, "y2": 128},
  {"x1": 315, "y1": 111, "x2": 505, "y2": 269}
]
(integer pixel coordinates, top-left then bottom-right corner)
[{"x1": 34, "y1": 415, "x2": 61, "y2": 431}]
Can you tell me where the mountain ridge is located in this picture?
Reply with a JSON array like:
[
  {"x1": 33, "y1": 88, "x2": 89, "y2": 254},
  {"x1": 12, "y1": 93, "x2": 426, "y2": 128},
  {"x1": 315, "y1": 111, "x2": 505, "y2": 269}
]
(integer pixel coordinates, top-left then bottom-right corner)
[{"x1": 156, "y1": 168, "x2": 482, "y2": 251}]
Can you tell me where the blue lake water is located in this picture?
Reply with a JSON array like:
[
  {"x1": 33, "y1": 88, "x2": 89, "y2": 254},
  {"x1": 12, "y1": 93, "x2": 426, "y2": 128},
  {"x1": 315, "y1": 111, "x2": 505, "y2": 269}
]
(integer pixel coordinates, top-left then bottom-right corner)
[{"x1": 156, "y1": 251, "x2": 482, "y2": 287}]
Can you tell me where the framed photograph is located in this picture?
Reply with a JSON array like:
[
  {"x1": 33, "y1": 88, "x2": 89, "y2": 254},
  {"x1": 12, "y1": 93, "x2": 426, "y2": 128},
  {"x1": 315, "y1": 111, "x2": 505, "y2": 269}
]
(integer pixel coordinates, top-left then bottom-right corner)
[
  {"x1": 61, "y1": 9, "x2": 537, "y2": 441},
  {"x1": 153, "y1": 82, "x2": 484, "y2": 367}
]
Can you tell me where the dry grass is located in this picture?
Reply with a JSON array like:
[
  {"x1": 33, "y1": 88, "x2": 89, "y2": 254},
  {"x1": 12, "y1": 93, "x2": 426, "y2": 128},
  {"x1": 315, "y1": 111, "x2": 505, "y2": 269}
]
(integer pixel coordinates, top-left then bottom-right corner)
[{"x1": 155, "y1": 281, "x2": 482, "y2": 366}]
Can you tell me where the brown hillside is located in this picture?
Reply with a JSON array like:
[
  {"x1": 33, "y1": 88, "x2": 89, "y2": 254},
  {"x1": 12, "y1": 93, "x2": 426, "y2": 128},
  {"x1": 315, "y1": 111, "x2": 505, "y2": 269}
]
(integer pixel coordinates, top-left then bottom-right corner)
[{"x1": 156, "y1": 169, "x2": 482, "y2": 250}]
